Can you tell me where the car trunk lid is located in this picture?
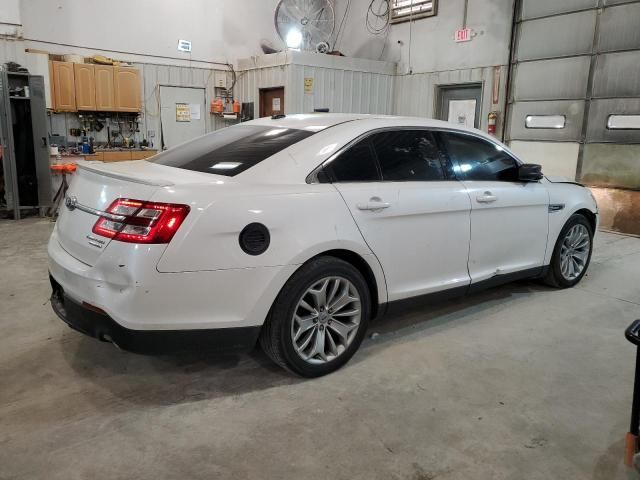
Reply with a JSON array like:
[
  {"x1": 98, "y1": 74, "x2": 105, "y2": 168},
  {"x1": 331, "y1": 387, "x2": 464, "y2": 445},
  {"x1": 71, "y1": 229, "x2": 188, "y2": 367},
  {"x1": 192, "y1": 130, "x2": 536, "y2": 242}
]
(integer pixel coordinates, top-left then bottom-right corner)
[{"x1": 55, "y1": 160, "x2": 224, "y2": 266}]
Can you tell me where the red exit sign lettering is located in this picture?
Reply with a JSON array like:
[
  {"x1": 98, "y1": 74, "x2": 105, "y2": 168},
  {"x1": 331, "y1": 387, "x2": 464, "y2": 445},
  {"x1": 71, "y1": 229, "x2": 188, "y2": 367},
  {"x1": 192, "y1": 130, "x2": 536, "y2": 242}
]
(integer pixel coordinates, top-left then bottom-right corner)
[{"x1": 455, "y1": 28, "x2": 472, "y2": 42}]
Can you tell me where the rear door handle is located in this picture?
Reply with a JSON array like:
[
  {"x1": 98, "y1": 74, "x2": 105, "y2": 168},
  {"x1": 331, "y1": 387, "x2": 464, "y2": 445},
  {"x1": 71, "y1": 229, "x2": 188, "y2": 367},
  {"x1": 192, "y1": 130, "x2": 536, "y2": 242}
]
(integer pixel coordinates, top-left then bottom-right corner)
[
  {"x1": 357, "y1": 197, "x2": 391, "y2": 211},
  {"x1": 476, "y1": 191, "x2": 497, "y2": 203}
]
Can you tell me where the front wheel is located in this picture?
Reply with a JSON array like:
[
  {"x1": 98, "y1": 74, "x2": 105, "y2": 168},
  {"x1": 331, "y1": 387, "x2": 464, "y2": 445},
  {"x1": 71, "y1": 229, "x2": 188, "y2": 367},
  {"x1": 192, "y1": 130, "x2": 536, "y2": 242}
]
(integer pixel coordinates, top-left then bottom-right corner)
[
  {"x1": 543, "y1": 213, "x2": 594, "y2": 288},
  {"x1": 260, "y1": 256, "x2": 371, "y2": 377}
]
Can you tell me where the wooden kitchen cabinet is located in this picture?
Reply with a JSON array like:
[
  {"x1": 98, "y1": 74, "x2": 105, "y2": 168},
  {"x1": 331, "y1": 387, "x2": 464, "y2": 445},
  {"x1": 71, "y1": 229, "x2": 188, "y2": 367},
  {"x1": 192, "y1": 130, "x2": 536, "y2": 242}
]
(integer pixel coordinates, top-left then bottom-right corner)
[
  {"x1": 74, "y1": 63, "x2": 96, "y2": 110},
  {"x1": 114, "y1": 67, "x2": 141, "y2": 112},
  {"x1": 51, "y1": 61, "x2": 76, "y2": 111},
  {"x1": 94, "y1": 65, "x2": 116, "y2": 111}
]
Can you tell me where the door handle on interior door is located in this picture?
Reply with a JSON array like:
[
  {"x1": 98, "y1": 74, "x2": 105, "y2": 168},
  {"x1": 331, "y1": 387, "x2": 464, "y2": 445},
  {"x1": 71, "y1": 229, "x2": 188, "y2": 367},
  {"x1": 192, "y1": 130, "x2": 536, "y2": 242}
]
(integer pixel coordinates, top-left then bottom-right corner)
[
  {"x1": 476, "y1": 191, "x2": 497, "y2": 203},
  {"x1": 357, "y1": 197, "x2": 391, "y2": 211}
]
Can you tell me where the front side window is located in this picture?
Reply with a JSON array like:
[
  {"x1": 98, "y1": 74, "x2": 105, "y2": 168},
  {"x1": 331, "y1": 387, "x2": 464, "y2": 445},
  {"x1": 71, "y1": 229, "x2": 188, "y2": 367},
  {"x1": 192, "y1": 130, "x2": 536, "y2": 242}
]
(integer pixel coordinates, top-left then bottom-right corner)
[
  {"x1": 150, "y1": 125, "x2": 314, "y2": 177},
  {"x1": 324, "y1": 139, "x2": 380, "y2": 182},
  {"x1": 440, "y1": 132, "x2": 519, "y2": 182},
  {"x1": 371, "y1": 130, "x2": 445, "y2": 181}
]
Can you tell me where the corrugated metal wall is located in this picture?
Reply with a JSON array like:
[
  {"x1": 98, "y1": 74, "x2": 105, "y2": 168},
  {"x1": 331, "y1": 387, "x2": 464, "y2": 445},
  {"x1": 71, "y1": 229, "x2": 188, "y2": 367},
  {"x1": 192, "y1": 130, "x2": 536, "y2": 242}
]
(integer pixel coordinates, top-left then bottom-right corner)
[
  {"x1": 236, "y1": 63, "x2": 395, "y2": 117},
  {"x1": 393, "y1": 66, "x2": 507, "y2": 133},
  {"x1": 0, "y1": 37, "x2": 26, "y2": 66},
  {"x1": 134, "y1": 63, "x2": 231, "y2": 144},
  {"x1": 507, "y1": 0, "x2": 640, "y2": 188}
]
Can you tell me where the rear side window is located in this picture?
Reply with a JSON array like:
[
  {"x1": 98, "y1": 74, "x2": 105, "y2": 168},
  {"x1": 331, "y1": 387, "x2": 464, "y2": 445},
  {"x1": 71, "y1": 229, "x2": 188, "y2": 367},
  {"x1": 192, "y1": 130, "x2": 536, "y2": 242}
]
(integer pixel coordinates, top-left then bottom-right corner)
[
  {"x1": 325, "y1": 139, "x2": 380, "y2": 182},
  {"x1": 440, "y1": 132, "x2": 519, "y2": 181},
  {"x1": 371, "y1": 130, "x2": 445, "y2": 181},
  {"x1": 150, "y1": 125, "x2": 314, "y2": 176}
]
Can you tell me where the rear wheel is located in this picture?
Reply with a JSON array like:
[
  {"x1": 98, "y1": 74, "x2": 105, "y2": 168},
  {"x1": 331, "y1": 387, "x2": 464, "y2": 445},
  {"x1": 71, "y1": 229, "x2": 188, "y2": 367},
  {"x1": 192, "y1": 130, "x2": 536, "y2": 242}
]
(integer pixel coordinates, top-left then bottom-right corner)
[
  {"x1": 543, "y1": 213, "x2": 593, "y2": 288},
  {"x1": 260, "y1": 256, "x2": 371, "y2": 377}
]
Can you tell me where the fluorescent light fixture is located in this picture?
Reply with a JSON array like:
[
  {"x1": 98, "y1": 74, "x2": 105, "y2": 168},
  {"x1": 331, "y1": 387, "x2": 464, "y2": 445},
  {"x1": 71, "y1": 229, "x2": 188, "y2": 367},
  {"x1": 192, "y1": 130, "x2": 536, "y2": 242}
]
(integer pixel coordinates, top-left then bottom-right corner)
[
  {"x1": 525, "y1": 115, "x2": 566, "y2": 129},
  {"x1": 210, "y1": 162, "x2": 242, "y2": 170},
  {"x1": 607, "y1": 114, "x2": 640, "y2": 130},
  {"x1": 286, "y1": 28, "x2": 303, "y2": 49},
  {"x1": 264, "y1": 128, "x2": 288, "y2": 136}
]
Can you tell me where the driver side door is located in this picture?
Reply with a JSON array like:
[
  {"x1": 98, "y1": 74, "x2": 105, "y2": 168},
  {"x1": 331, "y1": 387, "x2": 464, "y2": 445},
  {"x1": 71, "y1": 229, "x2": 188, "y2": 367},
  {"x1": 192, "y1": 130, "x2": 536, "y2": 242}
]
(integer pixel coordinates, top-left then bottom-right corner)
[{"x1": 438, "y1": 131, "x2": 550, "y2": 284}]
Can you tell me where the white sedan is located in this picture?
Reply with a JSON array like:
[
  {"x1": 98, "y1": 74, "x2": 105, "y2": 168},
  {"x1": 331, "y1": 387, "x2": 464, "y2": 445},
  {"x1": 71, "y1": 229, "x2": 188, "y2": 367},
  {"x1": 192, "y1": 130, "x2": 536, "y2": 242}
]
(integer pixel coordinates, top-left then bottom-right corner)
[{"x1": 48, "y1": 114, "x2": 598, "y2": 377}]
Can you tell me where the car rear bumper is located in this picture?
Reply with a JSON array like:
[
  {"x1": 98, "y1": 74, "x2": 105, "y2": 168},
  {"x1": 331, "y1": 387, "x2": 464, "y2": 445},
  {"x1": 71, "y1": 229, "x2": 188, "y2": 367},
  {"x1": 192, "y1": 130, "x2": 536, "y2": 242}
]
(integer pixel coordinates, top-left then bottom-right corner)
[
  {"x1": 50, "y1": 275, "x2": 261, "y2": 354},
  {"x1": 48, "y1": 227, "x2": 298, "y2": 331}
]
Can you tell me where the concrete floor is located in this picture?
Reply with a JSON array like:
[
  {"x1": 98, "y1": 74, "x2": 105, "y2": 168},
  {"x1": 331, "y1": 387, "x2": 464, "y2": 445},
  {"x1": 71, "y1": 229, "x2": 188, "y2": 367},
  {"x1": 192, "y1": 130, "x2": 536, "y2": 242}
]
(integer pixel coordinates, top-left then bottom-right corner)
[{"x1": 1, "y1": 218, "x2": 639, "y2": 480}]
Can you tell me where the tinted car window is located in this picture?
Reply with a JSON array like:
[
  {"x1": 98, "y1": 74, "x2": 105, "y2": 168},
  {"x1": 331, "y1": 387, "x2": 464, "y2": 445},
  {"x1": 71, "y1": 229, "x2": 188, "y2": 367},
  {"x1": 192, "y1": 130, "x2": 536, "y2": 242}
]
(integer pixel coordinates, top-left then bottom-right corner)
[
  {"x1": 150, "y1": 125, "x2": 314, "y2": 177},
  {"x1": 325, "y1": 139, "x2": 380, "y2": 182},
  {"x1": 440, "y1": 132, "x2": 519, "y2": 181},
  {"x1": 371, "y1": 130, "x2": 445, "y2": 181}
]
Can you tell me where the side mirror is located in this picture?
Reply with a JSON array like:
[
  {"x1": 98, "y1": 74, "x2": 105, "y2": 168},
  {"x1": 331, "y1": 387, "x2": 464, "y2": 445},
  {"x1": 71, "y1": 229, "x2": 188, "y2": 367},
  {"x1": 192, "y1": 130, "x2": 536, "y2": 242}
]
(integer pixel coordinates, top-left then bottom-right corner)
[{"x1": 519, "y1": 163, "x2": 543, "y2": 182}]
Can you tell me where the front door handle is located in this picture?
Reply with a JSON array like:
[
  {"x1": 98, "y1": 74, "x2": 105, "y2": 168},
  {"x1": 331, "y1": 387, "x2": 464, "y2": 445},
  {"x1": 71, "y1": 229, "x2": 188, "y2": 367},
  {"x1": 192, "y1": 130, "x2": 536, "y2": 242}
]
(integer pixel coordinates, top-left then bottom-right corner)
[
  {"x1": 357, "y1": 197, "x2": 391, "y2": 211},
  {"x1": 476, "y1": 191, "x2": 497, "y2": 203}
]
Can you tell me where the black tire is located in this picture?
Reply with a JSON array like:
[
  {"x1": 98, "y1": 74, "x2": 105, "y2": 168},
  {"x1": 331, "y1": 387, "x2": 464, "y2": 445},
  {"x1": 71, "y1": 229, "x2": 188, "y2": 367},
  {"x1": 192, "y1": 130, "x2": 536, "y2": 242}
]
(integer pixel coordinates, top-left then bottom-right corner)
[
  {"x1": 543, "y1": 213, "x2": 594, "y2": 288},
  {"x1": 260, "y1": 256, "x2": 372, "y2": 377}
]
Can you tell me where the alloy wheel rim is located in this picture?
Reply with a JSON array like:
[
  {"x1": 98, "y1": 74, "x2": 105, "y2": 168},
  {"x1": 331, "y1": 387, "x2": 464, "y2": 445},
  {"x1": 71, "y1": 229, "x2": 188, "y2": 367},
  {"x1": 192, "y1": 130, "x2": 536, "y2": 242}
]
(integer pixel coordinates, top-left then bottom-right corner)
[
  {"x1": 291, "y1": 276, "x2": 362, "y2": 365},
  {"x1": 560, "y1": 224, "x2": 590, "y2": 281}
]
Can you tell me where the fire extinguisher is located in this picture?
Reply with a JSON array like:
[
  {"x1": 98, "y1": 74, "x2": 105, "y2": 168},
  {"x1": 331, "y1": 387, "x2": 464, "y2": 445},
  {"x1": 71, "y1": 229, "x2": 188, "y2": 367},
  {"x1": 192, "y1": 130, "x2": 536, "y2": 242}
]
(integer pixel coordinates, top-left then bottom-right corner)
[{"x1": 488, "y1": 111, "x2": 498, "y2": 136}]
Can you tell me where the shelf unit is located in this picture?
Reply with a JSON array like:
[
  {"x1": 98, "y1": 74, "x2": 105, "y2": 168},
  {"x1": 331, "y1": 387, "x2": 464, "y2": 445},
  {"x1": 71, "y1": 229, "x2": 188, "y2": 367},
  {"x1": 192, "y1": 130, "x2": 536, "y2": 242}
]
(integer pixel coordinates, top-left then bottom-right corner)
[{"x1": 0, "y1": 69, "x2": 51, "y2": 219}]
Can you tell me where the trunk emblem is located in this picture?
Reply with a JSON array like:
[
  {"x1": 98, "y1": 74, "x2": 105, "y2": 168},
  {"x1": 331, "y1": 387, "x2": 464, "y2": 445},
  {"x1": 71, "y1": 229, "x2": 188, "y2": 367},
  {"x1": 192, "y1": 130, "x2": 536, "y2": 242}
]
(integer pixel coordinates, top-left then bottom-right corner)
[{"x1": 65, "y1": 196, "x2": 78, "y2": 211}]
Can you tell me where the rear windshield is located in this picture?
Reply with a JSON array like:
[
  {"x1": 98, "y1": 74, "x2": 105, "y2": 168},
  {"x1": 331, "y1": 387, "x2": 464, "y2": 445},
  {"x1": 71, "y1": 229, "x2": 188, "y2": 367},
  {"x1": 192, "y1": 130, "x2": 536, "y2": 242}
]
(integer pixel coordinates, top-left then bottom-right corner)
[{"x1": 149, "y1": 125, "x2": 314, "y2": 176}]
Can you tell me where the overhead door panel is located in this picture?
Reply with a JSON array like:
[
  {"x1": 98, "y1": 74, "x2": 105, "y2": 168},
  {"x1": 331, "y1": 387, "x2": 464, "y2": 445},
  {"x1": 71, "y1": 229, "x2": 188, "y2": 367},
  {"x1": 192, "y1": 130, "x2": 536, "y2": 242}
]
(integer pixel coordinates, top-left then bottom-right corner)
[
  {"x1": 598, "y1": 2, "x2": 640, "y2": 52},
  {"x1": 521, "y1": 0, "x2": 597, "y2": 20},
  {"x1": 509, "y1": 100, "x2": 585, "y2": 142},
  {"x1": 592, "y1": 51, "x2": 640, "y2": 98},
  {"x1": 586, "y1": 98, "x2": 640, "y2": 143},
  {"x1": 516, "y1": 11, "x2": 597, "y2": 61},
  {"x1": 513, "y1": 57, "x2": 590, "y2": 101}
]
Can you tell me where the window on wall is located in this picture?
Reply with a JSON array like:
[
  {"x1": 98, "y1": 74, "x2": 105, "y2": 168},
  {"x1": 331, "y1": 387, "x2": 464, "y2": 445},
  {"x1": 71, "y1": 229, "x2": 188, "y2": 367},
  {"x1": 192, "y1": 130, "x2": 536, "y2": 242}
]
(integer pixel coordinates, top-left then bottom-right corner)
[{"x1": 391, "y1": 0, "x2": 438, "y2": 24}]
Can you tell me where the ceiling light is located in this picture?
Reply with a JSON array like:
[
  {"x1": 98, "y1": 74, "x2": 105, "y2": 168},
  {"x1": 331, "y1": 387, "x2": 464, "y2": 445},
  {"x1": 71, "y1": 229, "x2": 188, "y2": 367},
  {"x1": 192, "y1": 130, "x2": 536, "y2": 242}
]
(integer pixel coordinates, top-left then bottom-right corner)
[
  {"x1": 210, "y1": 162, "x2": 242, "y2": 170},
  {"x1": 286, "y1": 28, "x2": 303, "y2": 49}
]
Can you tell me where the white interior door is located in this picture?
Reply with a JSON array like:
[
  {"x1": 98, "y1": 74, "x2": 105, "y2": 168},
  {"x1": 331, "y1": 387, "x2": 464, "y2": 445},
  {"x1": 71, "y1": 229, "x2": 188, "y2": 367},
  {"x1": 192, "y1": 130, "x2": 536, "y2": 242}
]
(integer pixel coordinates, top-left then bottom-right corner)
[{"x1": 159, "y1": 86, "x2": 206, "y2": 149}]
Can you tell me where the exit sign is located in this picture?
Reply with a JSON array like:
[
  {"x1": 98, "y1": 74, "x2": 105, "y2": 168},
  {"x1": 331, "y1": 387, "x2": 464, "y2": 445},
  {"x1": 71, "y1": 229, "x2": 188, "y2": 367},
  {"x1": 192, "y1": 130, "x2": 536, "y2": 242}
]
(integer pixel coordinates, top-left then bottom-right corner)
[{"x1": 455, "y1": 28, "x2": 472, "y2": 42}]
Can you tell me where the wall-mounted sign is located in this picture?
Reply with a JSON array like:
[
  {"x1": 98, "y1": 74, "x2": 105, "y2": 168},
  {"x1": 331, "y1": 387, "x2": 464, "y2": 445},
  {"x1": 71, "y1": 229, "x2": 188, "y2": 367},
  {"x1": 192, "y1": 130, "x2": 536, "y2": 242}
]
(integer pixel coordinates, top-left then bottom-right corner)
[
  {"x1": 177, "y1": 39, "x2": 192, "y2": 52},
  {"x1": 176, "y1": 103, "x2": 191, "y2": 122},
  {"x1": 454, "y1": 28, "x2": 472, "y2": 43},
  {"x1": 448, "y1": 99, "x2": 476, "y2": 129},
  {"x1": 304, "y1": 77, "x2": 314, "y2": 94}
]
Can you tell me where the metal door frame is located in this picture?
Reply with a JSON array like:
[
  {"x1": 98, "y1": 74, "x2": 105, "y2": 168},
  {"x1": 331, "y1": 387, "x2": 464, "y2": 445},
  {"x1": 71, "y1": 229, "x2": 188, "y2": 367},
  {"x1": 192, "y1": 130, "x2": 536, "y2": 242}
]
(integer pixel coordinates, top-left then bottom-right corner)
[
  {"x1": 158, "y1": 85, "x2": 206, "y2": 150},
  {"x1": 435, "y1": 82, "x2": 484, "y2": 129},
  {"x1": 259, "y1": 86, "x2": 285, "y2": 118}
]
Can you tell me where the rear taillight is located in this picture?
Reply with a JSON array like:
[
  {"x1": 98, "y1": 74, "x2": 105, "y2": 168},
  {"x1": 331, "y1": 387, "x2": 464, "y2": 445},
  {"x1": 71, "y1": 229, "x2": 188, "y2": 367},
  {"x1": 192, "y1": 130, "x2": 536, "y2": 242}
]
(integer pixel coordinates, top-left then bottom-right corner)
[{"x1": 92, "y1": 198, "x2": 190, "y2": 244}]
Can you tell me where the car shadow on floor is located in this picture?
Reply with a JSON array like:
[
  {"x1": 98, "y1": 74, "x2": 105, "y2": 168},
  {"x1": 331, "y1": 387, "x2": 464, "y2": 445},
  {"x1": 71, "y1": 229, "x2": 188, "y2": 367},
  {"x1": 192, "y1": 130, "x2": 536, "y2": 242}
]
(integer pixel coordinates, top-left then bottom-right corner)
[
  {"x1": 355, "y1": 279, "x2": 555, "y2": 362},
  {"x1": 60, "y1": 280, "x2": 554, "y2": 409}
]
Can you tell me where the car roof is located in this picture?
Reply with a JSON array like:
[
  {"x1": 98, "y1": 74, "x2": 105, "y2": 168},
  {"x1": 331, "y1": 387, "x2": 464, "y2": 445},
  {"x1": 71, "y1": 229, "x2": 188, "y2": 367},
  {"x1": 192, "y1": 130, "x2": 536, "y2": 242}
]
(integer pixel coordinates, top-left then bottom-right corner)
[
  {"x1": 247, "y1": 113, "x2": 376, "y2": 131},
  {"x1": 246, "y1": 113, "x2": 492, "y2": 138},
  {"x1": 238, "y1": 114, "x2": 519, "y2": 184}
]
